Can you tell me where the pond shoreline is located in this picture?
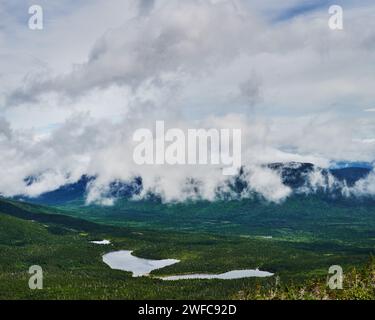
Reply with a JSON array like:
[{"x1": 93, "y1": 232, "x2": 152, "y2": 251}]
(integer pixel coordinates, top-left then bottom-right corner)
[{"x1": 102, "y1": 250, "x2": 274, "y2": 280}]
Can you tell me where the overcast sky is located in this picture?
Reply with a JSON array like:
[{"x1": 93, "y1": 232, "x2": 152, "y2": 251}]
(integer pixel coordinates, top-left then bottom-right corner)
[{"x1": 0, "y1": 0, "x2": 374, "y2": 202}]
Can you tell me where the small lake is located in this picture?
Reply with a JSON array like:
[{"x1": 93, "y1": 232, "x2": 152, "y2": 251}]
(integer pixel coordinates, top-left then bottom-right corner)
[
  {"x1": 158, "y1": 269, "x2": 274, "y2": 281},
  {"x1": 102, "y1": 250, "x2": 180, "y2": 277},
  {"x1": 91, "y1": 239, "x2": 111, "y2": 245},
  {"x1": 102, "y1": 250, "x2": 274, "y2": 280}
]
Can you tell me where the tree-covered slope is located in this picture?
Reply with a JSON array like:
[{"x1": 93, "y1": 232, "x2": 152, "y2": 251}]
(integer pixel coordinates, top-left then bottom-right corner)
[{"x1": 1, "y1": 197, "x2": 375, "y2": 299}]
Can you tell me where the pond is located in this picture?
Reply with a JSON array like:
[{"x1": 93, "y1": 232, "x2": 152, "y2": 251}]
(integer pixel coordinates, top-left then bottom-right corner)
[
  {"x1": 158, "y1": 269, "x2": 274, "y2": 280},
  {"x1": 102, "y1": 250, "x2": 179, "y2": 277},
  {"x1": 91, "y1": 239, "x2": 111, "y2": 245},
  {"x1": 102, "y1": 250, "x2": 274, "y2": 280}
]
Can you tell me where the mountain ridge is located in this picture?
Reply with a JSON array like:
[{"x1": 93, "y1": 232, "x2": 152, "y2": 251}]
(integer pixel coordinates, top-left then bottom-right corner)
[{"x1": 15, "y1": 162, "x2": 373, "y2": 206}]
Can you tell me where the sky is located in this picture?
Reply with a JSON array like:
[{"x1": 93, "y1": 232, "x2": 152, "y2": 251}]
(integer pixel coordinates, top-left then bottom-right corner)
[{"x1": 0, "y1": 0, "x2": 375, "y2": 203}]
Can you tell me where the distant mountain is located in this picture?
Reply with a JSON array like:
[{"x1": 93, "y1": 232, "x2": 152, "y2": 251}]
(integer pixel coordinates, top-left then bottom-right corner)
[
  {"x1": 16, "y1": 162, "x2": 373, "y2": 206},
  {"x1": 330, "y1": 167, "x2": 372, "y2": 186},
  {"x1": 268, "y1": 162, "x2": 315, "y2": 189},
  {"x1": 16, "y1": 175, "x2": 143, "y2": 206},
  {"x1": 330, "y1": 161, "x2": 374, "y2": 170},
  {"x1": 268, "y1": 162, "x2": 371, "y2": 188},
  {"x1": 16, "y1": 175, "x2": 94, "y2": 205}
]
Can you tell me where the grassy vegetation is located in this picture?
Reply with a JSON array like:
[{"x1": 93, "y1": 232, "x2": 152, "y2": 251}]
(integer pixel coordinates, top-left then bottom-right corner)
[
  {"x1": 237, "y1": 258, "x2": 375, "y2": 300},
  {"x1": 58, "y1": 195, "x2": 375, "y2": 242},
  {"x1": 1, "y1": 197, "x2": 375, "y2": 299}
]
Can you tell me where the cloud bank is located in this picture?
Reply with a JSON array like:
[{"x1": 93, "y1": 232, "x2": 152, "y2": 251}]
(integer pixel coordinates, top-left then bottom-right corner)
[{"x1": 0, "y1": 0, "x2": 374, "y2": 204}]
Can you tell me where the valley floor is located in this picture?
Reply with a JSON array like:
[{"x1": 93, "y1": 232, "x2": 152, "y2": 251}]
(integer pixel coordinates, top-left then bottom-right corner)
[{"x1": 0, "y1": 198, "x2": 375, "y2": 299}]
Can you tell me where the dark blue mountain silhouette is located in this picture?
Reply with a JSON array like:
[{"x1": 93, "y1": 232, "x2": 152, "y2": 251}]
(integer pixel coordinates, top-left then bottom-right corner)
[{"x1": 16, "y1": 162, "x2": 372, "y2": 205}]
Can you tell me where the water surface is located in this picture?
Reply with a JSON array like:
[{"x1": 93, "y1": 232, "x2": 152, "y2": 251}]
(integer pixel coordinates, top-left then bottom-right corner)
[
  {"x1": 102, "y1": 250, "x2": 179, "y2": 277},
  {"x1": 102, "y1": 250, "x2": 273, "y2": 280},
  {"x1": 159, "y1": 269, "x2": 274, "y2": 280},
  {"x1": 91, "y1": 240, "x2": 111, "y2": 245}
]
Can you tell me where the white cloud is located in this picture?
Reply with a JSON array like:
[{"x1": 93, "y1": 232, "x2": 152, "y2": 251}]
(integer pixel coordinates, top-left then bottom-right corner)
[
  {"x1": 0, "y1": 0, "x2": 374, "y2": 203},
  {"x1": 352, "y1": 170, "x2": 375, "y2": 196}
]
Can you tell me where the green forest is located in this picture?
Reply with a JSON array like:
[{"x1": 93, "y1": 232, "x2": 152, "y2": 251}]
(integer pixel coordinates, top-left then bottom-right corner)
[{"x1": 1, "y1": 196, "x2": 375, "y2": 300}]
